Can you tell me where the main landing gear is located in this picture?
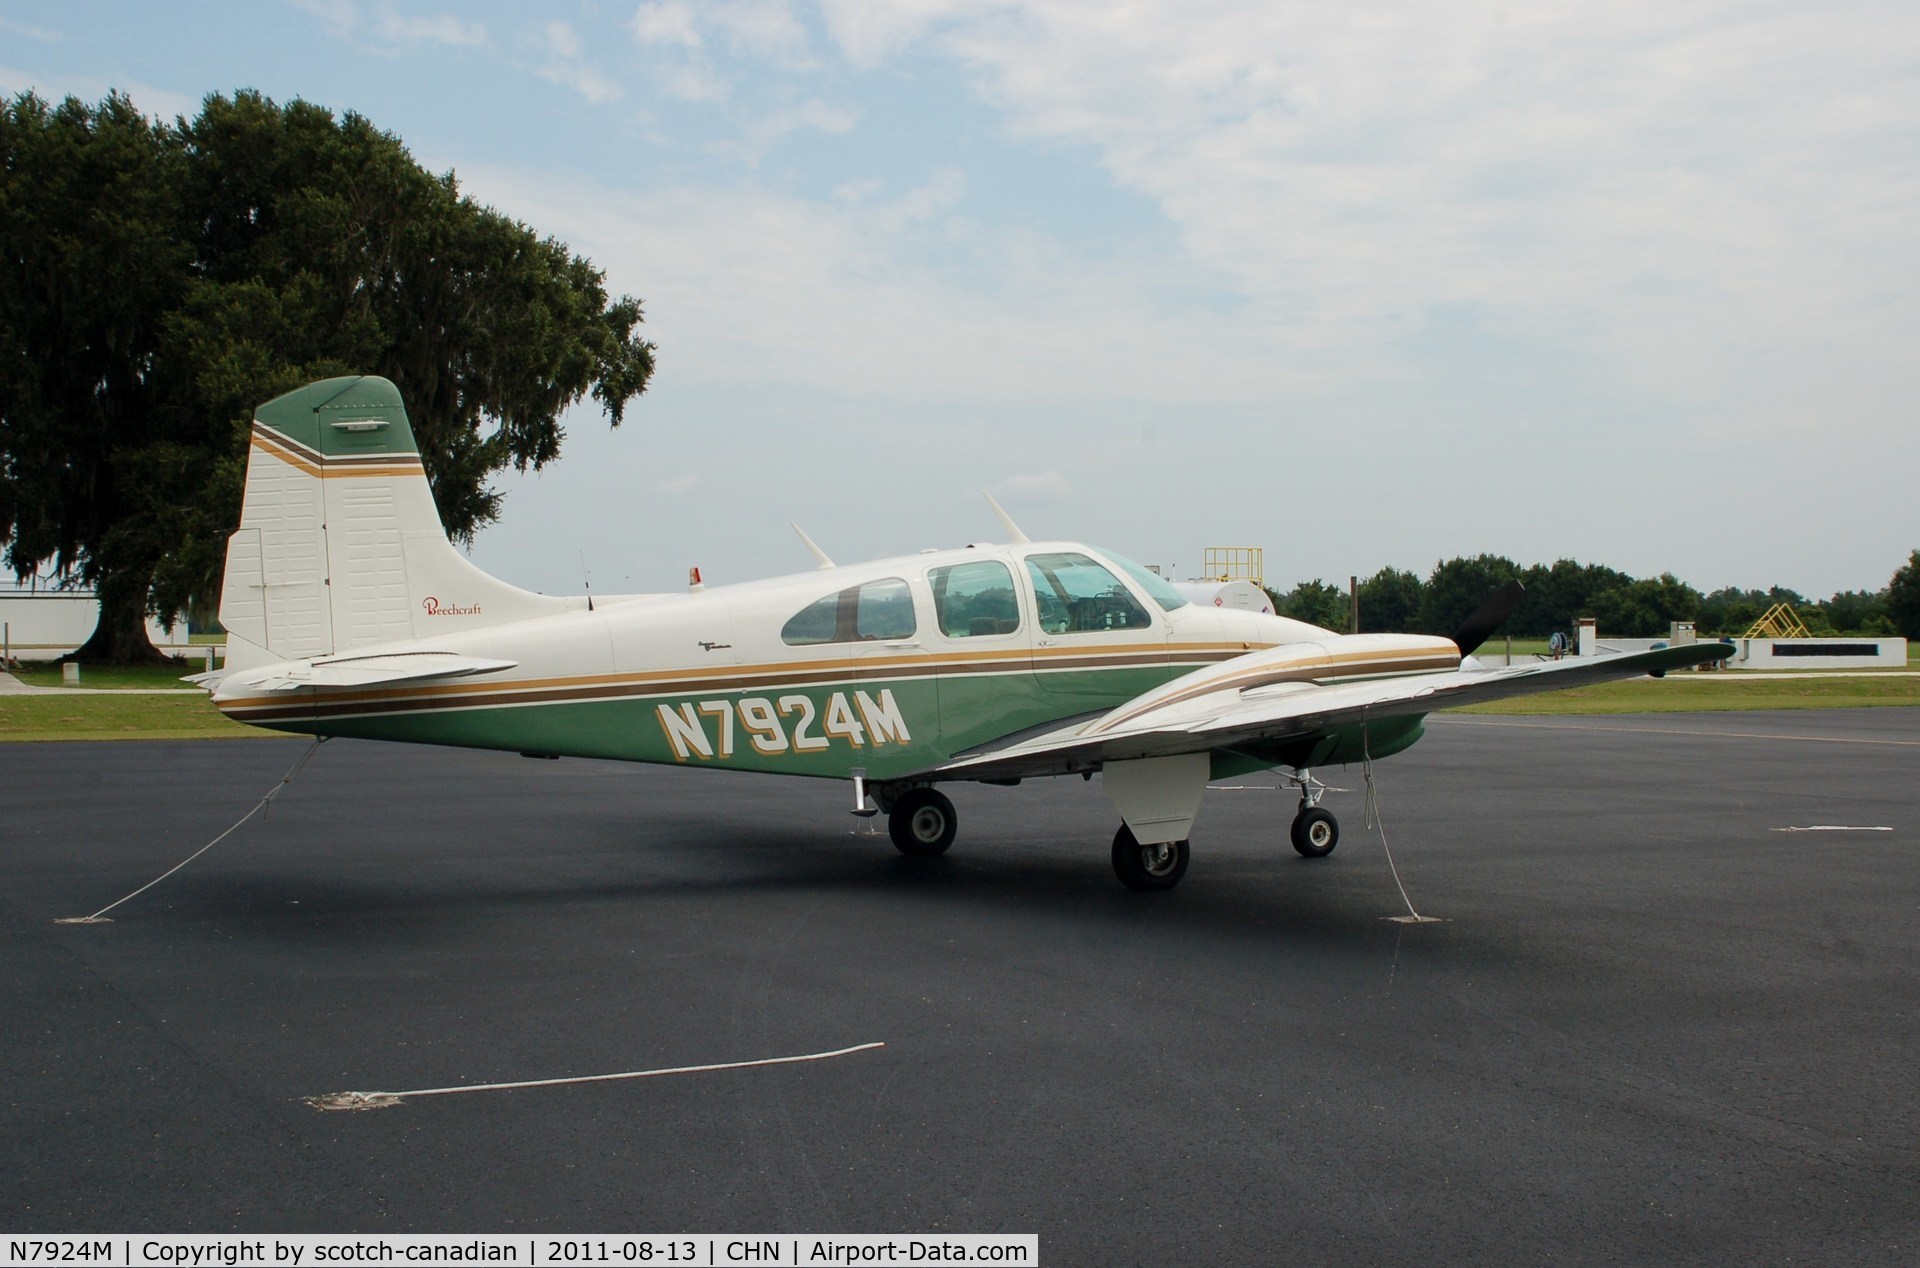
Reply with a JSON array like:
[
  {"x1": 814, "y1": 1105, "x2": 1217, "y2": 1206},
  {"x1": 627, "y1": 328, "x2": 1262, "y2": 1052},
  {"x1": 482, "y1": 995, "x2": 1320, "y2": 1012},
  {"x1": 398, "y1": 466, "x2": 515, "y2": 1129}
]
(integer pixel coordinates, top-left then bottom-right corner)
[
  {"x1": 1288, "y1": 768, "x2": 1340, "y2": 858},
  {"x1": 887, "y1": 787, "x2": 957, "y2": 857},
  {"x1": 1111, "y1": 825, "x2": 1190, "y2": 891},
  {"x1": 869, "y1": 766, "x2": 1336, "y2": 890}
]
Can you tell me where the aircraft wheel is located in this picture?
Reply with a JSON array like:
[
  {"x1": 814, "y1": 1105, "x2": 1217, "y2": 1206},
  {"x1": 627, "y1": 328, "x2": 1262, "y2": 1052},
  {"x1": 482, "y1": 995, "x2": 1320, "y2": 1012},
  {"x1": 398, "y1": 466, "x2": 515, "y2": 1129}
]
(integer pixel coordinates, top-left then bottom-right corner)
[
  {"x1": 889, "y1": 788, "x2": 957, "y2": 856},
  {"x1": 1112, "y1": 825, "x2": 1190, "y2": 891},
  {"x1": 1291, "y1": 806, "x2": 1339, "y2": 858}
]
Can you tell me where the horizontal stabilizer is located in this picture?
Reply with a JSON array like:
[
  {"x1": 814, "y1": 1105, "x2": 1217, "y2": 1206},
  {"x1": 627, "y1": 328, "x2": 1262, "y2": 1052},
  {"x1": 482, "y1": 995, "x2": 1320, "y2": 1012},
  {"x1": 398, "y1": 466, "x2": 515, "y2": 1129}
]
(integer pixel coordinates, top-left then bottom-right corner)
[{"x1": 218, "y1": 652, "x2": 518, "y2": 695}]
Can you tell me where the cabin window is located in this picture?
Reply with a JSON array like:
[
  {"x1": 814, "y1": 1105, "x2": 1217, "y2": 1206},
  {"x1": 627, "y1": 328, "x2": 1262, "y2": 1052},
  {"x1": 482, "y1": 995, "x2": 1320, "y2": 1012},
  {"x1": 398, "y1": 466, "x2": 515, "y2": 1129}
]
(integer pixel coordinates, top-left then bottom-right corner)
[
  {"x1": 781, "y1": 592, "x2": 842, "y2": 646},
  {"x1": 1024, "y1": 552, "x2": 1152, "y2": 635},
  {"x1": 930, "y1": 561, "x2": 1021, "y2": 638},
  {"x1": 856, "y1": 578, "x2": 916, "y2": 640},
  {"x1": 781, "y1": 577, "x2": 917, "y2": 646}
]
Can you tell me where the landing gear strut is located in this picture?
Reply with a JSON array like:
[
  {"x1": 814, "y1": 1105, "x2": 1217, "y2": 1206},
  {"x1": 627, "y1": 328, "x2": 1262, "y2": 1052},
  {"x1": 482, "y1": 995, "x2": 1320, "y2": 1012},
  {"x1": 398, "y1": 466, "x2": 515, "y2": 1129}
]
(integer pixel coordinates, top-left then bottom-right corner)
[
  {"x1": 888, "y1": 787, "x2": 957, "y2": 856},
  {"x1": 1288, "y1": 767, "x2": 1339, "y2": 858},
  {"x1": 1111, "y1": 825, "x2": 1190, "y2": 891}
]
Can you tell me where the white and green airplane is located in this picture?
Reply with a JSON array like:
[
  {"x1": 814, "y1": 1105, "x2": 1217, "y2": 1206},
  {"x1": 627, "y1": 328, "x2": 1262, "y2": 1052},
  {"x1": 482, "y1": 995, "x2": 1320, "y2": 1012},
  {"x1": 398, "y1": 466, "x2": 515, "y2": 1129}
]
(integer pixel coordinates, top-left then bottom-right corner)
[{"x1": 203, "y1": 375, "x2": 1729, "y2": 891}]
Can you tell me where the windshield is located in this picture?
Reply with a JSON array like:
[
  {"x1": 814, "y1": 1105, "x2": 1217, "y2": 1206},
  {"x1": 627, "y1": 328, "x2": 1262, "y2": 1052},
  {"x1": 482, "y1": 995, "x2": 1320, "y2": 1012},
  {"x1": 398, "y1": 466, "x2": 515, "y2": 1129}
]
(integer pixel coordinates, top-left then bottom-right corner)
[
  {"x1": 1100, "y1": 550, "x2": 1190, "y2": 612},
  {"x1": 1024, "y1": 552, "x2": 1151, "y2": 634}
]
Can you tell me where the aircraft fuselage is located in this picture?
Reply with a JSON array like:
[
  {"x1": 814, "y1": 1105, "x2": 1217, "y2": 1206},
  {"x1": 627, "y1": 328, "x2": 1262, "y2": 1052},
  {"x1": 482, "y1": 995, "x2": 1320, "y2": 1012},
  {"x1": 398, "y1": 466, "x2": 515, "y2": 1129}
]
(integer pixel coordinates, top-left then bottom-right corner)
[{"x1": 212, "y1": 540, "x2": 1452, "y2": 782}]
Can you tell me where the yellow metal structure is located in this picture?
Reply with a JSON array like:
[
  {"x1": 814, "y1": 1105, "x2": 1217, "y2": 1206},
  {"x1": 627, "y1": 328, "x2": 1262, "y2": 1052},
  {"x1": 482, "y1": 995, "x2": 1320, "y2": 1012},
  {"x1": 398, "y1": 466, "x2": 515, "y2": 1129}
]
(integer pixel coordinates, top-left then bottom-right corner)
[
  {"x1": 1202, "y1": 547, "x2": 1263, "y2": 586},
  {"x1": 1743, "y1": 603, "x2": 1811, "y2": 640}
]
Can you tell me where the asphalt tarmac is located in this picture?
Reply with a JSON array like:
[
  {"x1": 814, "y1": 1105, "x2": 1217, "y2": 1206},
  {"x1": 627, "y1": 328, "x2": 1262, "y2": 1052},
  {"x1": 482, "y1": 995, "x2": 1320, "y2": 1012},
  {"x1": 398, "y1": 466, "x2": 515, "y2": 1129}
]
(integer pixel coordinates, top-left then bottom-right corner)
[{"x1": 3, "y1": 710, "x2": 1916, "y2": 1264}]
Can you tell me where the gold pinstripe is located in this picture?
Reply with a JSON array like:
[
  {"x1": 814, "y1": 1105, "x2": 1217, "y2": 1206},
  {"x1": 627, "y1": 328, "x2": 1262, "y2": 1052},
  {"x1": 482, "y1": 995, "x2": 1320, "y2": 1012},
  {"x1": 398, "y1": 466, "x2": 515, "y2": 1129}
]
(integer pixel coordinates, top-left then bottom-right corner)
[
  {"x1": 219, "y1": 641, "x2": 1269, "y2": 707},
  {"x1": 213, "y1": 641, "x2": 1458, "y2": 729},
  {"x1": 250, "y1": 425, "x2": 426, "y2": 479}
]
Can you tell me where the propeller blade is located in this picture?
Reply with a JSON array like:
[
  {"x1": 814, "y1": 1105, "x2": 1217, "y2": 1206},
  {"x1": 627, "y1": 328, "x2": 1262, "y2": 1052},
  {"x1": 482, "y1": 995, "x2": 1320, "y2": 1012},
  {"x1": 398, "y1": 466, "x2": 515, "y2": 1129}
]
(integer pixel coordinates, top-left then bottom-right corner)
[{"x1": 1450, "y1": 580, "x2": 1526, "y2": 655}]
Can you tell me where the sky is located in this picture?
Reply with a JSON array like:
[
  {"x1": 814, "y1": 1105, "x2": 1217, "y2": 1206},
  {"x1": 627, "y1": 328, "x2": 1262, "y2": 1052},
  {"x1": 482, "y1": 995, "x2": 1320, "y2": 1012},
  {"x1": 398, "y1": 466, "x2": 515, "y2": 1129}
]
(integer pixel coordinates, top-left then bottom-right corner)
[{"x1": 5, "y1": 1, "x2": 1917, "y2": 598}]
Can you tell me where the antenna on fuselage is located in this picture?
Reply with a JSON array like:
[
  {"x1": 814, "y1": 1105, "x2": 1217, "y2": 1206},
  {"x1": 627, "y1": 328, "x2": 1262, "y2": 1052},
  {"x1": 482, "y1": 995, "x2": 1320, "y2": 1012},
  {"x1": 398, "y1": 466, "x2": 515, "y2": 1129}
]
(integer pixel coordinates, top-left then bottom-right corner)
[
  {"x1": 579, "y1": 550, "x2": 594, "y2": 611},
  {"x1": 791, "y1": 522, "x2": 836, "y2": 570},
  {"x1": 983, "y1": 492, "x2": 1031, "y2": 545}
]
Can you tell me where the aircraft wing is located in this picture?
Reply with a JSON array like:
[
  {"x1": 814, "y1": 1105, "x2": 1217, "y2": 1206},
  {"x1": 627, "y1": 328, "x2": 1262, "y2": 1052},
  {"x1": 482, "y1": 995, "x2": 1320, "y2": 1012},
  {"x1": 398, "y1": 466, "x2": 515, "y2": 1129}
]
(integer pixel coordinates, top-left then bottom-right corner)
[
  {"x1": 933, "y1": 642, "x2": 1730, "y2": 783},
  {"x1": 205, "y1": 652, "x2": 519, "y2": 694}
]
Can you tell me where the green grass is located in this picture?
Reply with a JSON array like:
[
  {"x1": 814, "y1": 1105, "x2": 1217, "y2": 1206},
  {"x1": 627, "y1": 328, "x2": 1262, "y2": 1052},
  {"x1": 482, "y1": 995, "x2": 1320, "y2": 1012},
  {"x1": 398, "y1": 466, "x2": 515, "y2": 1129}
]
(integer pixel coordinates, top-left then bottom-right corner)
[
  {"x1": 1461, "y1": 672, "x2": 1920, "y2": 714},
  {"x1": 0, "y1": 692, "x2": 267, "y2": 740},
  {"x1": 10, "y1": 662, "x2": 211, "y2": 690}
]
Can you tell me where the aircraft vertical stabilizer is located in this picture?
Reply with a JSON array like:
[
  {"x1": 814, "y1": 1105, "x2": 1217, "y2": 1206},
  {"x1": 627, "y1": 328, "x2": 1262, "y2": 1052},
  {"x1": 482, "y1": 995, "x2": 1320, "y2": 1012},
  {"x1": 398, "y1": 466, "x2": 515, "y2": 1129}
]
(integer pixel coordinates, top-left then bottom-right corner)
[{"x1": 218, "y1": 376, "x2": 569, "y2": 674}]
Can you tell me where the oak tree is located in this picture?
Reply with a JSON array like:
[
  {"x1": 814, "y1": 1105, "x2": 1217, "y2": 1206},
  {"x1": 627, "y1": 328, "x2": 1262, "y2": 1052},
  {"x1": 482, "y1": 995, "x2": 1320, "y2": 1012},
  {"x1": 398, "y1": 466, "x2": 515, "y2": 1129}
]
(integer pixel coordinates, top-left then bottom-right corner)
[{"x1": 1, "y1": 90, "x2": 655, "y2": 662}]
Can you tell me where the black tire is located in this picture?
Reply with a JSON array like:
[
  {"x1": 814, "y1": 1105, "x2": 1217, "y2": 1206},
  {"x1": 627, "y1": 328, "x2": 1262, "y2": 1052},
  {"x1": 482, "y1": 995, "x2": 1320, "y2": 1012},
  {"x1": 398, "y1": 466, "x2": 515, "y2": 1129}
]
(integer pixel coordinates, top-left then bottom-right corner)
[
  {"x1": 1290, "y1": 806, "x2": 1339, "y2": 858},
  {"x1": 889, "y1": 788, "x2": 957, "y2": 856},
  {"x1": 1111, "y1": 825, "x2": 1190, "y2": 891}
]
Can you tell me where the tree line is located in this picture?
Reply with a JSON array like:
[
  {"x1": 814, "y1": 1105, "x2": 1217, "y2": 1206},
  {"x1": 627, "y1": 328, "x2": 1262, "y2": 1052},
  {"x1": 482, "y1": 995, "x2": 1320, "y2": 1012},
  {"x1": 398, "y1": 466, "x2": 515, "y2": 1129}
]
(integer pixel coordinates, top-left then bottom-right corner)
[
  {"x1": 1, "y1": 89, "x2": 654, "y2": 661},
  {"x1": 1266, "y1": 550, "x2": 1920, "y2": 640}
]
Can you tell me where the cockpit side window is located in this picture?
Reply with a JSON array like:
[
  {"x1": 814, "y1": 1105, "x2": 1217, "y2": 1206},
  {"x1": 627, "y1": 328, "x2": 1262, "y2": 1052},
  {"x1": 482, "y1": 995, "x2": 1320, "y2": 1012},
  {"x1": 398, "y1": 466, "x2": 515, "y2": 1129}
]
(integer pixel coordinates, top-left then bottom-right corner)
[
  {"x1": 1023, "y1": 552, "x2": 1152, "y2": 635},
  {"x1": 929, "y1": 561, "x2": 1021, "y2": 638},
  {"x1": 781, "y1": 577, "x2": 917, "y2": 646}
]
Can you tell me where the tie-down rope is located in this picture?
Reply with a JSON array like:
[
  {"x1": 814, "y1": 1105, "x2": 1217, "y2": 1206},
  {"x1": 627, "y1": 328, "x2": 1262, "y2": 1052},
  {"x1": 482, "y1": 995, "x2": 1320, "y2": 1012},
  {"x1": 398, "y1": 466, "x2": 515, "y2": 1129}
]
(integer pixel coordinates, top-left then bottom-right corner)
[
  {"x1": 56, "y1": 737, "x2": 328, "y2": 925},
  {"x1": 1362, "y1": 716, "x2": 1439, "y2": 924}
]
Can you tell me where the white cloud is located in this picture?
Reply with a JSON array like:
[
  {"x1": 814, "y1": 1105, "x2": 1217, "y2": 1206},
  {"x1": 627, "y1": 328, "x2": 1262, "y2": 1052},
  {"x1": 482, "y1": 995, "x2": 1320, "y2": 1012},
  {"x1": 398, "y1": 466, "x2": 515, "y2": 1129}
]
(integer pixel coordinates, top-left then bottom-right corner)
[
  {"x1": 730, "y1": 98, "x2": 858, "y2": 159},
  {"x1": 461, "y1": 1, "x2": 1920, "y2": 593},
  {"x1": 631, "y1": 2, "x2": 702, "y2": 49},
  {"x1": 658, "y1": 472, "x2": 700, "y2": 494},
  {"x1": 630, "y1": 0, "x2": 821, "y2": 107},
  {"x1": 377, "y1": 12, "x2": 487, "y2": 48},
  {"x1": 792, "y1": 98, "x2": 857, "y2": 135},
  {"x1": 809, "y1": 1, "x2": 1920, "y2": 443},
  {"x1": 0, "y1": 66, "x2": 199, "y2": 122},
  {"x1": 993, "y1": 470, "x2": 1073, "y2": 503},
  {"x1": 816, "y1": 0, "x2": 978, "y2": 66},
  {"x1": 533, "y1": 20, "x2": 624, "y2": 104},
  {"x1": 454, "y1": 162, "x2": 1277, "y2": 409},
  {"x1": 545, "y1": 20, "x2": 583, "y2": 60},
  {"x1": 0, "y1": 15, "x2": 64, "y2": 42},
  {"x1": 708, "y1": 0, "x2": 814, "y2": 63},
  {"x1": 870, "y1": 166, "x2": 965, "y2": 231},
  {"x1": 288, "y1": 3, "x2": 487, "y2": 57},
  {"x1": 660, "y1": 62, "x2": 729, "y2": 103},
  {"x1": 286, "y1": 0, "x2": 357, "y2": 38},
  {"x1": 831, "y1": 177, "x2": 884, "y2": 204},
  {"x1": 540, "y1": 62, "x2": 625, "y2": 104}
]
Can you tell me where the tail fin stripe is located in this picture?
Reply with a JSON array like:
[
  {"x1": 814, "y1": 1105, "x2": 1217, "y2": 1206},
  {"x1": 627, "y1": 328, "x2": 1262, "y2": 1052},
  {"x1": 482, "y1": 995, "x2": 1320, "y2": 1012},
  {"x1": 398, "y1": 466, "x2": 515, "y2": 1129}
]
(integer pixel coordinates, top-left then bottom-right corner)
[{"x1": 251, "y1": 427, "x2": 423, "y2": 476}]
